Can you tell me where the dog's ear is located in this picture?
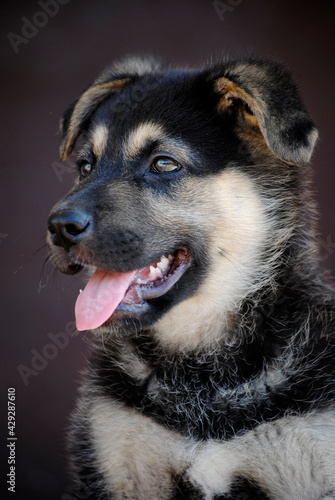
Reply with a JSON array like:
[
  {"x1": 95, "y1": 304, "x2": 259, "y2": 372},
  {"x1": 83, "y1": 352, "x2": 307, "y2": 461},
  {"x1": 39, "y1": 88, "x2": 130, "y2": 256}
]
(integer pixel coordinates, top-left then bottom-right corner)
[
  {"x1": 59, "y1": 56, "x2": 163, "y2": 160},
  {"x1": 59, "y1": 78, "x2": 130, "y2": 160},
  {"x1": 213, "y1": 60, "x2": 318, "y2": 164}
]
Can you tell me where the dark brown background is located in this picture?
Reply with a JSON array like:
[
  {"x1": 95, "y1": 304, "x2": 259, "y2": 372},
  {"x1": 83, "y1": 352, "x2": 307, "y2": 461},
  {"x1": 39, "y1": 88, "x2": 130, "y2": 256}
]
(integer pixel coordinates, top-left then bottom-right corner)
[{"x1": 1, "y1": 0, "x2": 335, "y2": 498}]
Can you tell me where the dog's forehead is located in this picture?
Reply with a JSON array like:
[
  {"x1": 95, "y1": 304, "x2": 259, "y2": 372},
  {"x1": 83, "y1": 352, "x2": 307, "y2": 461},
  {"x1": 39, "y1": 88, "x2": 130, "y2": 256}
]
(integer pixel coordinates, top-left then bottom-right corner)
[
  {"x1": 88, "y1": 71, "x2": 220, "y2": 162},
  {"x1": 118, "y1": 71, "x2": 202, "y2": 112},
  {"x1": 96, "y1": 70, "x2": 198, "y2": 125}
]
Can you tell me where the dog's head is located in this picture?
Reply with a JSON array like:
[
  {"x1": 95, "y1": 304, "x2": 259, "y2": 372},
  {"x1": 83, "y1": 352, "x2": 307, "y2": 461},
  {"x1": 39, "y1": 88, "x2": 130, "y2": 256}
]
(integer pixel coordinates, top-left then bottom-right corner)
[{"x1": 47, "y1": 56, "x2": 318, "y2": 344}]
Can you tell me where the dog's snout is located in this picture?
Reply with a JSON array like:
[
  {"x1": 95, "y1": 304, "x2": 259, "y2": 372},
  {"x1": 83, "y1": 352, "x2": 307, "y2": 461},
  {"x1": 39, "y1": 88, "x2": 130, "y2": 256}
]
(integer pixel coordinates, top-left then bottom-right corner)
[{"x1": 47, "y1": 210, "x2": 91, "y2": 249}]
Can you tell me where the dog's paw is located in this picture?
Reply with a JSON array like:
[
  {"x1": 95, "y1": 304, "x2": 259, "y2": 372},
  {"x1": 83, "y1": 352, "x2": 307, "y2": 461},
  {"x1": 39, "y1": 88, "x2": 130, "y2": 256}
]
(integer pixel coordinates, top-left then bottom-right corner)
[{"x1": 185, "y1": 441, "x2": 242, "y2": 498}]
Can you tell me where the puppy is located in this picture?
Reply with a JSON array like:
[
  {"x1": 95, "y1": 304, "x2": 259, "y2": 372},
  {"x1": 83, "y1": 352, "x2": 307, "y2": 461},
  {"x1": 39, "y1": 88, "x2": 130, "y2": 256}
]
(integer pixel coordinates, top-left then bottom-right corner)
[{"x1": 47, "y1": 56, "x2": 335, "y2": 499}]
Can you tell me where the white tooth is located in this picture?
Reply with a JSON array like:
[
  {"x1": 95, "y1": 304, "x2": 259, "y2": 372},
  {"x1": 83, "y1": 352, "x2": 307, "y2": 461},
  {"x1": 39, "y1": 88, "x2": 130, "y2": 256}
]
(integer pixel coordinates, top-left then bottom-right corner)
[
  {"x1": 149, "y1": 265, "x2": 158, "y2": 279},
  {"x1": 157, "y1": 255, "x2": 169, "y2": 271},
  {"x1": 79, "y1": 289, "x2": 83, "y2": 293},
  {"x1": 149, "y1": 265, "x2": 163, "y2": 280},
  {"x1": 136, "y1": 278, "x2": 147, "y2": 284}
]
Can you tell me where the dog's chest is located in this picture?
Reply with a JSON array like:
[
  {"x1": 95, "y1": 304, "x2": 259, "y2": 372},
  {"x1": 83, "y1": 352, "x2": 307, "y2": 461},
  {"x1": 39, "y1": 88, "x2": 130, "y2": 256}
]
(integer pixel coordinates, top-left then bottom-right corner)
[
  {"x1": 92, "y1": 337, "x2": 305, "y2": 441},
  {"x1": 93, "y1": 342, "x2": 247, "y2": 438}
]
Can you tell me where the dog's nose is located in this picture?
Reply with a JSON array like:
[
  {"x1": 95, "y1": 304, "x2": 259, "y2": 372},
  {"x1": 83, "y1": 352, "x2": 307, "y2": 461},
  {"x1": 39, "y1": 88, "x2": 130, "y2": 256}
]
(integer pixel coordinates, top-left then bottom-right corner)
[{"x1": 47, "y1": 210, "x2": 91, "y2": 249}]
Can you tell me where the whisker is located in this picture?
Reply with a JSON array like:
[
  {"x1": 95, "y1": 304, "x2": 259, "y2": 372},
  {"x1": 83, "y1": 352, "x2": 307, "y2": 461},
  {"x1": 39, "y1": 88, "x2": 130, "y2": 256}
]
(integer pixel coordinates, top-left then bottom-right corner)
[{"x1": 32, "y1": 242, "x2": 49, "y2": 258}]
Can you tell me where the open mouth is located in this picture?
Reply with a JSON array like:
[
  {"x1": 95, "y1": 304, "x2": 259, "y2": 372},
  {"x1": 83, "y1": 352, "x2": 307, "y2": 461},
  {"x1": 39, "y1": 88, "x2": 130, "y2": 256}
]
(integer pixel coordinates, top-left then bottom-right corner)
[{"x1": 75, "y1": 247, "x2": 191, "y2": 331}]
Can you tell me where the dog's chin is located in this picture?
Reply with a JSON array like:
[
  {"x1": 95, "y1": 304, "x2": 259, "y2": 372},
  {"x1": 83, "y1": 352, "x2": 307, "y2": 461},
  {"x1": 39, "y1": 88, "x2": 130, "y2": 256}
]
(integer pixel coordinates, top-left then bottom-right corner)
[{"x1": 100, "y1": 302, "x2": 151, "y2": 331}]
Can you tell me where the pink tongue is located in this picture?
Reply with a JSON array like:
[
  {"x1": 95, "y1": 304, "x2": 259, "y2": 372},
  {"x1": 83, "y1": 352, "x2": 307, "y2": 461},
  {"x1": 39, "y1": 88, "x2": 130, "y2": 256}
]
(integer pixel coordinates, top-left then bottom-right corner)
[{"x1": 75, "y1": 268, "x2": 136, "y2": 331}]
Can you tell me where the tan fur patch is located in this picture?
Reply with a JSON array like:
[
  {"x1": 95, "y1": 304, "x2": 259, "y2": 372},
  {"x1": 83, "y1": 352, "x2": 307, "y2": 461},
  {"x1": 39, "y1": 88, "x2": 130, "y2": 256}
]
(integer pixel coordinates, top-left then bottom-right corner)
[
  {"x1": 215, "y1": 77, "x2": 265, "y2": 116},
  {"x1": 60, "y1": 78, "x2": 130, "y2": 161},
  {"x1": 152, "y1": 169, "x2": 271, "y2": 351},
  {"x1": 215, "y1": 76, "x2": 267, "y2": 144},
  {"x1": 91, "y1": 124, "x2": 109, "y2": 159},
  {"x1": 123, "y1": 122, "x2": 195, "y2": 166},
  {"x1": 89, "y1": 396, "x2": 194, "y2": 498},
  {"x1": 124, "y1": 122, "x2": 166, "y2": 160}
]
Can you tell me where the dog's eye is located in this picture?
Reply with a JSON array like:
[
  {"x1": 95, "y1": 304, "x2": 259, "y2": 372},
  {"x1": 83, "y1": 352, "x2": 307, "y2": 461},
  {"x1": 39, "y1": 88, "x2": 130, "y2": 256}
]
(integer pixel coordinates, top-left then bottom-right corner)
[
  {"x1": 150, "y1": 157, "x2": 182, "y2": 174},
  {"x1": 79, "y1": 162, "x2": 92, "y2": 178}
]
